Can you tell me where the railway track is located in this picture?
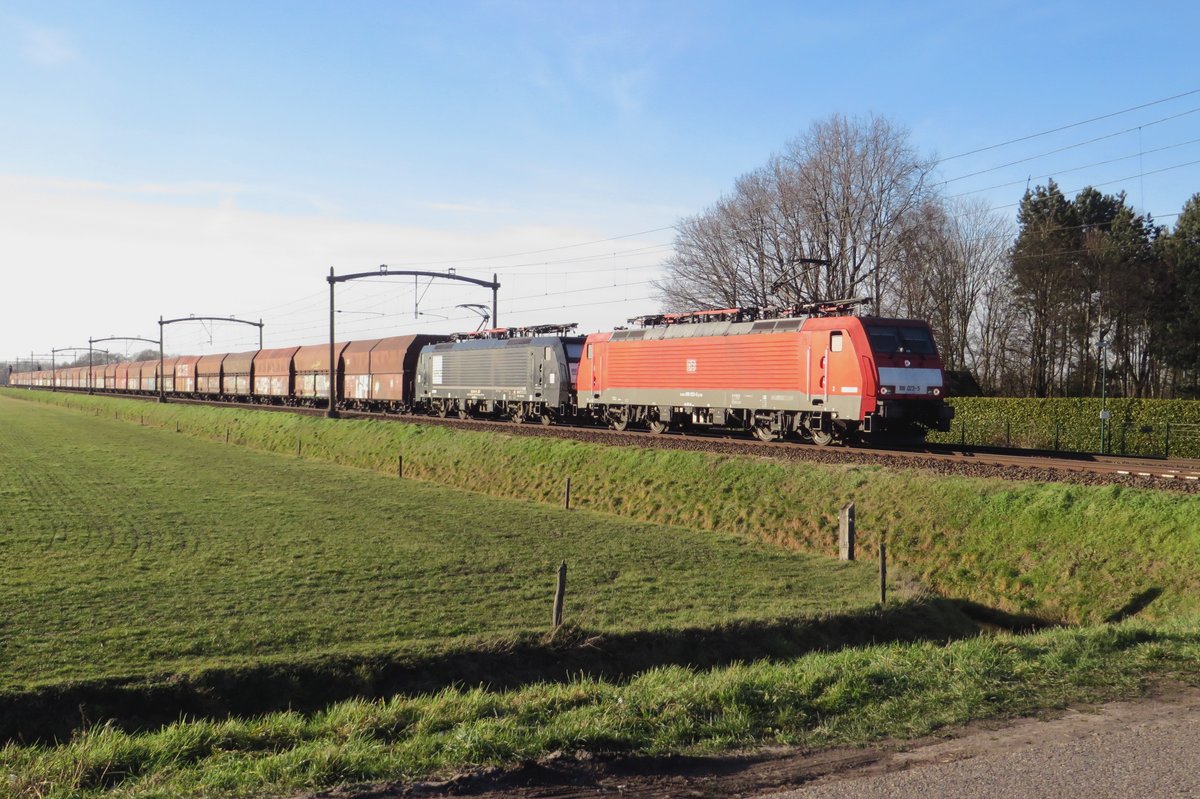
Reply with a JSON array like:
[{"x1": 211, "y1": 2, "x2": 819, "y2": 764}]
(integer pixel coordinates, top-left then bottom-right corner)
[{"x1": 21, "y1": 387, "x2": 1200, "y2": 491}]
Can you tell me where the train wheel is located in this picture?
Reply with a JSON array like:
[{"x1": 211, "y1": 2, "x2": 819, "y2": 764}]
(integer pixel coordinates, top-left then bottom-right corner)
[
  {"x1": 648, "y1": 420, "x2": 668, "y2": 435},
  {"x1": 607, "y1": 406, "x2": 630, "y2": 431},
  {"x1": 458, "y1": 408, "x2": 470, "y2": 420},
  {"x1": 809, "y1": 428, "x2": 834, "y2": 446},
  {"x1": 512, "y1": 408, "x2": 527, "y2": 424},
  {"x1": 753, "y1": 425, "x2": 778, "y2": 442},
  {"x1": 436, "y1": 403, "x2": 449, "y2": 418},
  {"x1": 539, "y1": 413, "x2": 553, "y2": 426}
]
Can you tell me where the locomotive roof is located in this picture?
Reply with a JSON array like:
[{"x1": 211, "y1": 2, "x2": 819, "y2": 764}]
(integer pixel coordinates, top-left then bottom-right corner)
[
  {"x1": 428, "y1": 335, "x2": 586, "y2": 352},
  {"x1": 608, "y1": 314, "x2": 930, "y2": 342},
  {"x1": 610, "y1": 317, "x2": 807, "y2": 341}
]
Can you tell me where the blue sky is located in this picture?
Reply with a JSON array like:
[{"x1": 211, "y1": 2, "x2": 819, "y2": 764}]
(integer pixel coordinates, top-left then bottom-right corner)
[{"x1": 3, "y1": 0, "x2": 1198, "y2": 357}]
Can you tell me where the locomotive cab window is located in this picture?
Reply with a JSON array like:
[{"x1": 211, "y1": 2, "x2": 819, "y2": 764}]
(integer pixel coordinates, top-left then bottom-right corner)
[
  {"x1": 866, "y1": 325, "x2": 934, "y2": 355},
  {"x1": 830, "y1": 332, "x2": 843, "y2": 352}
]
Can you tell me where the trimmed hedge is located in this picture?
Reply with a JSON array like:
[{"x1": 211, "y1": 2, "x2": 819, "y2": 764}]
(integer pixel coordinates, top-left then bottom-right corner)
[{"x1": 932, "y1": 397, "x2": 1200, "y2": 458}]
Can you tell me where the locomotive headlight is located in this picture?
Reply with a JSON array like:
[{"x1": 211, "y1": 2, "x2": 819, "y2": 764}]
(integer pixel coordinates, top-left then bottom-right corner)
[
  {"x1": 931, "y1": 387, "x2": 942, "y2": 397},
  {"x1": 879, "y1": 385, "x2": 893, "y2": 395}
]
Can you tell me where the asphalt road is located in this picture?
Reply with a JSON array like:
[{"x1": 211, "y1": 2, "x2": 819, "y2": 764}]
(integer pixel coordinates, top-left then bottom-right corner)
[{"x1": 764, "y1": 687, "x2": 1200, "y2": 799}]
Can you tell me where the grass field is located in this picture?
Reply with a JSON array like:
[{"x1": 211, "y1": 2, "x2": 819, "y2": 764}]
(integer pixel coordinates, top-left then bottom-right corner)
[
  {"x1": 0, "y1": 395, "x2": 897, "y2": 700},
  {"x1": 5, "y1": 389, "x2": 1200, "y2": 798},
  {"x1": 8, "y1": 388, "x2": 1200, "y2": 624}
]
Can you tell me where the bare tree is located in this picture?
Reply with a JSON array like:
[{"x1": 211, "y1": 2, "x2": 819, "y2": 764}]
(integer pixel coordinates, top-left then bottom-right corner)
[
  {"x1": 786, "y1": 114, "x2": 935, "y2": 312},
  {"x1": 656, "y1": 113, "x2": 935, "y2": 315}
]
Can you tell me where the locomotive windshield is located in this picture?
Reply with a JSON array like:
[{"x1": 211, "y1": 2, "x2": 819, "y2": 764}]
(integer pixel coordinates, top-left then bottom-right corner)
[
  {"x1": 866, "y1": 325, "x2": 935, "y2": 355},
  {"x1": 564, "y1": 342, "x2": 584, "y2": 362}
]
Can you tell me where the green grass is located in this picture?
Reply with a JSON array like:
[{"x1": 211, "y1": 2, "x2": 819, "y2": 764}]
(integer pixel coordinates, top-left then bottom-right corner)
[
  {"x1": 6, "y1": 620, "x2": 1200, "y2": 798},
  {"x1": 6, "y1": 389, "x2": 1200, "y2": 799},
  {"x1": 0, "y1": 394, "x2": 887, "y2": 695},
  {"x1": 7, "y1": 389, "x2": 1199, "y2": 625}
]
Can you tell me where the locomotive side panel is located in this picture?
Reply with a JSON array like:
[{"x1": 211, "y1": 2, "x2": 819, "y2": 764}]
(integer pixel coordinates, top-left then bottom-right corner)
[
  {"x1": 581, "y1": 322, "x2": 867, "y2": 424},
  {"x1": 595, "y1": 334, "x2": 808, "y2": 410},
  {"x1": 418, "y1": 337, "x2": 581, "y2": 409}
]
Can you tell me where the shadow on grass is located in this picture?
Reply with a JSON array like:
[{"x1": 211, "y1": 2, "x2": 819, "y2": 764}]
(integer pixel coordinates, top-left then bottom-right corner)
[
  {"x1": 1105, "y1": 587, "x2": 1164, "y2": 624},
  {"x1": 2, "y1": 596, "x2": 1045, "y2": 744},
  {"x1": 953, "y1": 600, "x2": 1060, "y2": 634}
]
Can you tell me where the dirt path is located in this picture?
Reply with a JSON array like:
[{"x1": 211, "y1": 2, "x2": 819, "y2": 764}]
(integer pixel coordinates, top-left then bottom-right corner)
[{"x1": 315, "y1": 684, "x2": 1200, "y2": 799}]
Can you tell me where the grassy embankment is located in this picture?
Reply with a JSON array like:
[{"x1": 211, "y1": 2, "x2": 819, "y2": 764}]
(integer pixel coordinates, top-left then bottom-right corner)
[
  {"x1": 8, "y1": 388, "x2": 1200, "y2": 624},
  {"x1": 4, "y1": 389, "x2": 1200, "y2": 798}
]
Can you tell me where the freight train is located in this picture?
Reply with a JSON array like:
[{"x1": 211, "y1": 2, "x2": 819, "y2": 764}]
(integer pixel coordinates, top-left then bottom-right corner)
[{"x1": 11, "y1": 300, "x2": 953, "y2": 445}]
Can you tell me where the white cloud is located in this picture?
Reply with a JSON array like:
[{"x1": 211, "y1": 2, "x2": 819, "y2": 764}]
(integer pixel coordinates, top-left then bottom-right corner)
[
  {"x1": 0, "y1": 175, "x2": 672, "y2": 357},
  {"x1": 21, "y1": 24, "x2": 78, "y2": 67}
]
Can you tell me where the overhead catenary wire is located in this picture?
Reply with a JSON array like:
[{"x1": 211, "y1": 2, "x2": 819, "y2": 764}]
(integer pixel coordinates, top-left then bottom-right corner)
[
  {"x1": 935, "y1": 106, "x2": 1200, "y2": 185},
  {"x1": 946, "y1": 136, "x2": 1200, "y2": 199},
  {"x1": 936, "y1": 87, "x2": 1200, "y2": 164}
]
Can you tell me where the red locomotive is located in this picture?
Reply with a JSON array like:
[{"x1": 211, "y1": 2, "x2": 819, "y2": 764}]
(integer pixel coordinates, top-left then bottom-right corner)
[{"x1": 579, "y1": 300, "x2": 952, "y2": 444}]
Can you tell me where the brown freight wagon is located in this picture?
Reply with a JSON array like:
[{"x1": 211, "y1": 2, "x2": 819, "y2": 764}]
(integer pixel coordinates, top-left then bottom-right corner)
[
  {"x1": 140, "y1": 361, "x2": 157, "y2": 392},
  {"x1": 174, "y1": 355, "x2": 201, "y2": 394},
  {"x1": 253, "y1": 347, "x2": 299, "y2": 399},
  {"x1": 128, "y1": 362, "x2": 147, "y2": 392},
  {"x1": 157, "y1": 357, "x2": 180, "y2": 393},
  {"x1": 114, "y1": 362, "x2": 132, "y2": 391},
  {"x1": 342, "y1": 335, "x2": 446, "y2": 410},
  {"x1": 293, "y1": 342, "x2": 349, "y2": 403},
  {"x1": 103, "y1": 363, "x2": 118, "y2": 391},
  {"x1": 195, "y1": 353, "x2": 227, "y2": 395},
  {"x1": 221, "y1": 351, "x2": 256, "y2": 397}
]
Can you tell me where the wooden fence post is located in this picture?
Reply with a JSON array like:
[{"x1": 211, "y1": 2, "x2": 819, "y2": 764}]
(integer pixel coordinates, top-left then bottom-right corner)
[
  {"x1": 397, "y1": 454, "x2": 404, "y2": 478},
  {"x1": 564, "y1": 477, "x2": 571, "y2": 510},
  {"x1": 879, "y1": 539, "x2": 887, "y2": 606},
  {"x1": 225, "y1": 428, "x2": 230, "y2": 444},
  {"x1": 839, "y1": 502, "x2": 855, "y2": 561},
  {"x1": 296, "y1": 438, "x2": 302, "y2": 457},
  {"x1": 552, "y1": 561, "x2": 567, "y2": 629}
]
